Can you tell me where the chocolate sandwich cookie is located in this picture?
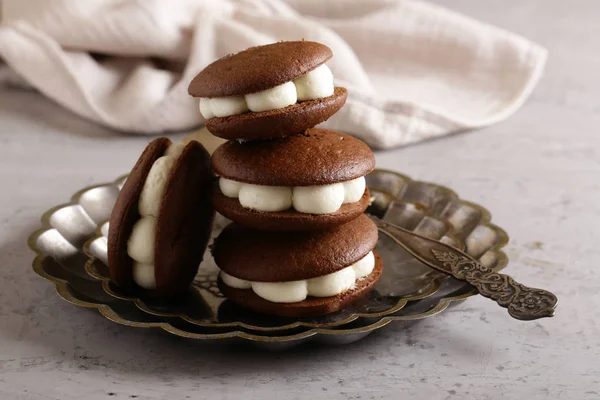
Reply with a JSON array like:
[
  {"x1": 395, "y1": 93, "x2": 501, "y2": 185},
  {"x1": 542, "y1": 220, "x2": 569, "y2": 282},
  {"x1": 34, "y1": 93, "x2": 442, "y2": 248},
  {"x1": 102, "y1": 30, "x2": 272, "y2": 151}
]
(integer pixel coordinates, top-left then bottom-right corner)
[
  {"x1": 108, "y1": 138, "x2": 214, "y2": 298},
  {"x1": 211, "y1": 128, "x2": 375, "y2": 231},
  {"x1": 188, "y1": 41, "x2": 347, "y2": 141},
  {"x1": 213, "y1": 214, "x2": 383, "y2": 317}
]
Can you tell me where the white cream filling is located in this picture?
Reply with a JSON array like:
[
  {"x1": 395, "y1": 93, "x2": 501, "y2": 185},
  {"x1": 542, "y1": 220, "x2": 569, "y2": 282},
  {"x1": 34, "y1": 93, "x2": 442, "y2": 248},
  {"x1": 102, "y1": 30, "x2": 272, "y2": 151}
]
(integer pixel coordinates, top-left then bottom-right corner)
[
  {"x1": 343, "y1": 176, "x2": 367, "y2": 204},
  {"x1": 210, "y1": 95, "x2": 249, "y2": 118},
  {"x1": 352, "y1": 251, "x2": 375, "y2": 278},
  {"x1": 199, "y1": 64, "x2": 334, "y2": 120},
  {"x1": 219, "y1": 251, "x2": 375, "y2": 303},
  {"x1": 246, "y1": 82, "x2": 297, "y2": 112},
  {"x1": 252, "y1": 280, "x2": 308, "y2": 303},
  {"x1": 127, "y1": 216, "x2": 156, "y2": 264},
  {"x1": 238, "y1": 184, "x2": 293, "y2": 212},
  {"x1": 294, "y1": 63, "x2": 335, "y2": 101},
  {"x1": 138, "y1": 157, "x2": 176, "y2": 217},
  {"x1": 219, "y1": 177, "x2": 243, "y2": 198},
  {"x1": 132, "y1": 262, "x2": 156, "y2": 290},
  {"x1": 126, "y1": 143, "x2": 181, "y2": 290},
  {"x1": 164, "y1": 143, "x2": 185, "y2": 158},
  {"x1": 199, "y1": 98, "x2": 214, "y2": 120},
  {"x1": 219, "y1": 176, "x2": 366, "y2": 214},
  {"x1": 293, "y1": 183, "x2": 344, "y2": 214},
  {"x1": 307, "y1": 267, "x2": 355, "y2": 297}
]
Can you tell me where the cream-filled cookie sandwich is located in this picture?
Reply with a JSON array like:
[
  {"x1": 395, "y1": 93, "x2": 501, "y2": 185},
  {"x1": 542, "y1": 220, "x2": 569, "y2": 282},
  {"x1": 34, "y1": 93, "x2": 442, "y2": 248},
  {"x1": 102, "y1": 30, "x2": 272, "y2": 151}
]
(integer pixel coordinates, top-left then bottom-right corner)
[
  {"x1": 188, "y1": 41, "x2": 347, "y2": 141},
  {"x1": 213, "y1": 214, "x2": 382, "y2": 317},
  {"x1": 107, "y1": 138, "x2": 214, "y2": 298},
  {"x1": 211, "y1": 128, "x2": 375, "y2": 231}
]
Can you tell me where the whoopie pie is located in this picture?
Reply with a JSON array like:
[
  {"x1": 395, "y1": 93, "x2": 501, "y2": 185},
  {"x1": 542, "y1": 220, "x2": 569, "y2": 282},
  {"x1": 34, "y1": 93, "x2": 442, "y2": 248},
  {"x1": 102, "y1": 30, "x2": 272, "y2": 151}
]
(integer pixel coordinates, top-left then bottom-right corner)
[
  {"x1": 211, "y1": 128, "x2": 375, "y2": 231},
  {"x1": 107, "y1": 138, "x2": 214, "y2": 298},
  {"x1": 188, "y1": 41, "x2": 347, "y2": 141},
  {"x1": 213, "y1": 214, "x2": 382, "y2": 317}
]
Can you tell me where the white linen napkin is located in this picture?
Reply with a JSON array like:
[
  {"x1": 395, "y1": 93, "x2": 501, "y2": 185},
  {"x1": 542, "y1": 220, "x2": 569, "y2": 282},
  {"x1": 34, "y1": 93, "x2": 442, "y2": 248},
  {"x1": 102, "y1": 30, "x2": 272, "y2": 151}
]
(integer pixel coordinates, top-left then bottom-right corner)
[{"x1": 0, "y1": 0, "x2": 547, "y2": 148}]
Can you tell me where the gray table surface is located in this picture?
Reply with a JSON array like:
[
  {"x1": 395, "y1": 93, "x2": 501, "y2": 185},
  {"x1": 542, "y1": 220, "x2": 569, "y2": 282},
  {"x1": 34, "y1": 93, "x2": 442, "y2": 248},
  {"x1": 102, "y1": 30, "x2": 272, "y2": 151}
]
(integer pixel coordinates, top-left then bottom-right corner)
[{"x1": 1, "y1": 1, "x2": 599, "y2": 399}]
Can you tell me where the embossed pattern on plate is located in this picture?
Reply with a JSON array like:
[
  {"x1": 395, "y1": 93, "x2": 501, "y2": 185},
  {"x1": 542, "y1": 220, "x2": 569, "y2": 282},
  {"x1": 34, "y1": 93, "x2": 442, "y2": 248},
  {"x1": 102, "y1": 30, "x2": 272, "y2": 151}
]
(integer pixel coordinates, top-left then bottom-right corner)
[{"x1": 29, "y1": 170, "x2": 509, "y2": 347}]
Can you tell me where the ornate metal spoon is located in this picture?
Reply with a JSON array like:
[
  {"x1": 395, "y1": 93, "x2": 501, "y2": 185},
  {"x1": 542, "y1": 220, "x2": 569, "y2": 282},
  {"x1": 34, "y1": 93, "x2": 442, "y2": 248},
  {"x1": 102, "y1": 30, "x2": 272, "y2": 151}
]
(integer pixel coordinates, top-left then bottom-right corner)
[{"x1": 371, "y1": 216, "x2": 558, "y2": 321}]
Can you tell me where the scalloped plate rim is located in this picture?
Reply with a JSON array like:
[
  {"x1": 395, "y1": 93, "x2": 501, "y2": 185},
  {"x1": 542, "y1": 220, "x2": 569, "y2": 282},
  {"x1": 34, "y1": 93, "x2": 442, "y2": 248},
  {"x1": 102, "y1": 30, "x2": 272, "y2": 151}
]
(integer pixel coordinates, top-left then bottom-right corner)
[{"x1": 28, "y1": 170, "x2": 510, "y2": 342}]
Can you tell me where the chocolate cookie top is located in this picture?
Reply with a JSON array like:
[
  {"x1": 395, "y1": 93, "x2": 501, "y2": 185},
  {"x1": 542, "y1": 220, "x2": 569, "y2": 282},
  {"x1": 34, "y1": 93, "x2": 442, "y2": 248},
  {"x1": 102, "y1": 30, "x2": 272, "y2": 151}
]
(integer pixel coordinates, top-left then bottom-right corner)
[
  {"x1": 213, "y1": 214, "x2": 378, "y2": 282},
  {"x1": 188, "y1": 41, "x2": 332, "y2": 97},
  {"x1": 212, "y1": 128, "x2": 375, "y2": 186},
  {"x1": 155, "y1": 140, "x2": 214, "y2": 298}
]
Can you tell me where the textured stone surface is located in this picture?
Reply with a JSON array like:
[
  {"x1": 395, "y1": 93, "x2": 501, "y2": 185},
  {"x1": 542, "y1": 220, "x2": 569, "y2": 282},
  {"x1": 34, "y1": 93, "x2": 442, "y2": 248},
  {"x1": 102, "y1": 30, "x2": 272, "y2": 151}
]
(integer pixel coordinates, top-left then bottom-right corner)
[{"x1": 1, "y1": 1, "x2": 599, "y2": 398}]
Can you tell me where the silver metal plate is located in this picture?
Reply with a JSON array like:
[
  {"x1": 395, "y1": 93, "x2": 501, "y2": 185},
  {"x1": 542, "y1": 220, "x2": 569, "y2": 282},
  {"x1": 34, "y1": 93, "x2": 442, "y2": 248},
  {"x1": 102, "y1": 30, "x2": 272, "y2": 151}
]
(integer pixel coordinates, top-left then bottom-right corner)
[{"x1": 29, "y1": 170, "x2": 508, "y2": 349}]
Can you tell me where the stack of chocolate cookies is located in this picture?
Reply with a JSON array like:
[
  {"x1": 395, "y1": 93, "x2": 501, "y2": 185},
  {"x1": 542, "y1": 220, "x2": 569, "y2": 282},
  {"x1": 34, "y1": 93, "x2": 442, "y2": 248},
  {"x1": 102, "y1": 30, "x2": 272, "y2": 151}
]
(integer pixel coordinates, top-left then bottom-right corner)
[{"x1": 188, "y1": 41, "x2": 383, "y2": 317}]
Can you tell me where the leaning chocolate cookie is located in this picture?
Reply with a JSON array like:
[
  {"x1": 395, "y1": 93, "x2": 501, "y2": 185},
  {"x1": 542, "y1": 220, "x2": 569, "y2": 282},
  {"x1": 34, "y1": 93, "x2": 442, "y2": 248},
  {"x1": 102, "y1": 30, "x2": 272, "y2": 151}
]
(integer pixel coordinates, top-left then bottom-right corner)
[
  {"x1": 211, "y1": 128, "x2": 375, "y2": 231},
  {"x1": 188, "y1": 41, "x2": 347, "y2": 140},
  {"x1": 107, "y1": 138, "x2": 214, "y2": 298},
  {"x1": 213, "y1": 214, "x2": 382, "y2": 317}
]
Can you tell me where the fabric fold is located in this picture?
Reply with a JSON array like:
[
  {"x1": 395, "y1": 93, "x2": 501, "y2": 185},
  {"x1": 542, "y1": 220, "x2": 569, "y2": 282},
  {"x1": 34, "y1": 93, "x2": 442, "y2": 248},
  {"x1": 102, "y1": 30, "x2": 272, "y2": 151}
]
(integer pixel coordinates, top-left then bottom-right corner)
[{"x1": 0, "y1": 0, "x2": 547, "y2": 148}]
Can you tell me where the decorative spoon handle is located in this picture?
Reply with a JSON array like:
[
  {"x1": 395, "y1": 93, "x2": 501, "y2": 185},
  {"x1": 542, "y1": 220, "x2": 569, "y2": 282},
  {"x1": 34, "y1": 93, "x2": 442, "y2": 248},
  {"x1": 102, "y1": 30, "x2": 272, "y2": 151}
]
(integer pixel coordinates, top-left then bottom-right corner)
[{"x1": 371, "y1": 217, "x2": 558, "y2": 321}]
